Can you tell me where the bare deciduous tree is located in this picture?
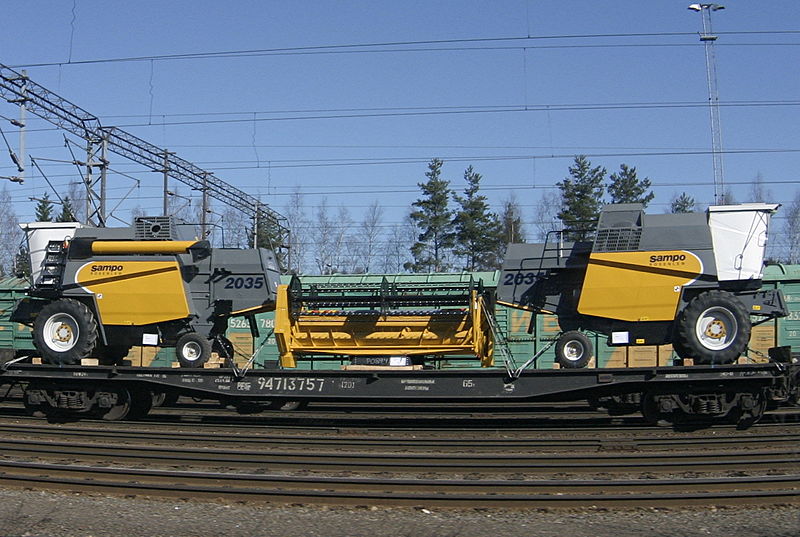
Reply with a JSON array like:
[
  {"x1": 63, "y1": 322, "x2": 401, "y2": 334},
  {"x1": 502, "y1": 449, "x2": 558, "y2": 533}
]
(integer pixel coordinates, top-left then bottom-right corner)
[
  {"x1": 782, "y1": 191, "x2": 800, "y2": 263},
  {"x1": 284, "y1": 188, "x2": 310, "y2": 274},
  {"x1": 382, "y1": 215, "x2": 418, "y2": 273},
  {"x1": 312, "y1": 198, "x2": 352, "y2": 274},
  {"x1": 66, "y1": 180, "x2": 87, "y2": 223},
  {"x1": 748, "y1": 173, "x2": 772, "y2": 203},
  {"x1": 352, "y1": 200, "x2": 384, "y2": 274},
  {"x1": 221, "y1": 206, "x2": 251, "y2": 248},
  {"x1": 533, "y1": 189, "x2": 561, "y2": 241},
  {"x1": 0, "y1": 186, "x2": 22, "y2": 276}
]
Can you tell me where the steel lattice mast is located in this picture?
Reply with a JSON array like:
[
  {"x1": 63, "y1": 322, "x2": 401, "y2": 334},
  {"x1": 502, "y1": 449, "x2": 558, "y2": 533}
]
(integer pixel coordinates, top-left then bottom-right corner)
[
  {"x1": 689, "y1": 3, "x2": 726, "y2": 205},
  {"x1": 0, "y1": 62, "x2": 288, "y2": 252}
]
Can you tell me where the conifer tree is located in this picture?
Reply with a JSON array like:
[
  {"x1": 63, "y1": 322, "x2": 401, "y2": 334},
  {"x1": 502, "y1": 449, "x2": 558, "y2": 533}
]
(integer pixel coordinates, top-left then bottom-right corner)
[
  {"x1": 499, "y1": 194, "x2": 526, "y2": 244},
  {"x1": 452, "y1": 166, "x2": 502, "y2": 271},
  {"x1": 670, "y1": 192, "x2": 696, "y2": 213},
  {"x1": 56, "y1": 196, "x2": 77, "y2": 222},
  {"x1": 607, "y1": 164, "x2": 654, "y2": 207},
  {"x1": 556, "y1": 156, "x2": 606, "y2": 241},
  {"x1": 34, "y1": 192, "x2": 54, "y2": 222},
  {"x1": 406, "y1": 158, "x2": 454, "y2": 272}
]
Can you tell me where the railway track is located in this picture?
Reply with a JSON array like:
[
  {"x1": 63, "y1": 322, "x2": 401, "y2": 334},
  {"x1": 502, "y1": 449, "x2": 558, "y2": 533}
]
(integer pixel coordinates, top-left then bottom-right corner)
[
  {"x1": 0, "y1": 406, "x2": 798, "y2": 507},
  {"x1": 1, "y1": 435, "x2": 799, "y2": 473},
  {"x1": 0, "y1": 459, "x2": 798, "y2": 507},
  {"x1": 1, "y1": 420, "x2": 800, "y2": 453}
]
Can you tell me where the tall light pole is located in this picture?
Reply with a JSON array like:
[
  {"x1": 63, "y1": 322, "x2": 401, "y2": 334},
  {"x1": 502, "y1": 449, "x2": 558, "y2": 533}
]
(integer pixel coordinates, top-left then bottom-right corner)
[{"x1": 688, "y1": 3, "x2": 726, "y2": 205}]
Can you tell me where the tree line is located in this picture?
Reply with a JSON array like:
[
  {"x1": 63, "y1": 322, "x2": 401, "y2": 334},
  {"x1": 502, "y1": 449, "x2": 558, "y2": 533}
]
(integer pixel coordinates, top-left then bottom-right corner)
[{"x1": 0, "y1": 156, "x2": 798, "y2": 277}]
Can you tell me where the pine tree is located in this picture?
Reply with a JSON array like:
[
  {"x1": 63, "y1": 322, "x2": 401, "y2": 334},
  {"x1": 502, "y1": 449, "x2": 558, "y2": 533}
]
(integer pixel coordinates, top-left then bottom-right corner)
[
  {"x1": 14, "y1": 245, "x2": 31, "y2": 279},
  {"x1": 670, "y1": 192, "x2": 696, "y2": 213},
  {"x1": 247, "y1": 209, "x2": 287, "y2": 267},
  {"x1": 452, "y1": 166, "x2": 502, "y2": 271},
  {"x1": 34, "y1": 192, "x2": 54, "y2": 222},
  {"x1": 406, "y1": 158, "x2": 454, "y2": 272},
  {"x1": 556, "y1": 155, "x2": 606, "y2": 241},
  {"x1": 607, "y1": 164, "x2": 654, "y2": 207},
  {"x1": 499, "y1": 194, "x2": 526, "y2": 244},
  {"x1": 56, "y1": 196, "x2": 77, "y2": 222}
]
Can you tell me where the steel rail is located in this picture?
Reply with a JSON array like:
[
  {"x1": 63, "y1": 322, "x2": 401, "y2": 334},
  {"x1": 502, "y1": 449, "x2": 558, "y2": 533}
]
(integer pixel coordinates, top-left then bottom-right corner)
[
  {"x1": 0, "y1": 459, "x2": 797, "y2": 507},
  {"x1": 1, "y1": 438, "x2": 799, "y2": 473},
  {"x1": 0, "y1": 422, "x2": 799, "y2": 453}
]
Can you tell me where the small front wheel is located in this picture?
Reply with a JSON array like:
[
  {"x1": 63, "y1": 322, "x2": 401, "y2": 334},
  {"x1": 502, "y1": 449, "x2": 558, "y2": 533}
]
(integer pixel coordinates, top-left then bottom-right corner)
[
  {"x1": 175, "y1": 333, "x2": 212, "y2": 368},
  {"x1": 555, "y1": 330, "x2": 593, "y2": 368}
]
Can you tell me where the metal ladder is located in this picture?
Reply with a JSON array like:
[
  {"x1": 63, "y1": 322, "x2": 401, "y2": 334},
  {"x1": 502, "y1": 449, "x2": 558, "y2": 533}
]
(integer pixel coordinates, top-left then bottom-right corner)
[{"x1": 35, "y1": 240, "x2": 68, "y2": 289}]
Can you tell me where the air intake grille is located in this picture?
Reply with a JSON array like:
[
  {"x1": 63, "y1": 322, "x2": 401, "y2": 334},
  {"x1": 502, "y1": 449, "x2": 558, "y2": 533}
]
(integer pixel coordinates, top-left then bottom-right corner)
[
  {"x1": 134, "y1": 217, "x2": 176, "y2": 240},
  {"x1": 593, "y1": 228, "x2": 641, "y2": 252}
]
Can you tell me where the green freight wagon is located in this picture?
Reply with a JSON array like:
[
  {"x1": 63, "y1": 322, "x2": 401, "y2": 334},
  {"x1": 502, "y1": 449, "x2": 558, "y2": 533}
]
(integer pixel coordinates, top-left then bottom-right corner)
[{"x1": 3, "y1": 266, "x2": 799, "y2": 368}]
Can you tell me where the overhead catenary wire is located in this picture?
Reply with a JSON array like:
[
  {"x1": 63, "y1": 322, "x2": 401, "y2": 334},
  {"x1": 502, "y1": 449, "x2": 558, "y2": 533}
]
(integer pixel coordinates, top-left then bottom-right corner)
[{"x1": 9, "y1": 30, "x2": 800, "y2": 69}]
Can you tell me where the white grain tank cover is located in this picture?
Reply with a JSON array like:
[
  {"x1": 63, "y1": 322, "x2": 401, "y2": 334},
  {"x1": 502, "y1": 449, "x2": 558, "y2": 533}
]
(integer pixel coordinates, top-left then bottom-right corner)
[
  {"x1": 707, "y1": 203, "x2": 779, "y2": 282},
  {"x1": 20, "y1": 222, "x2": 84, "y2": 284}
]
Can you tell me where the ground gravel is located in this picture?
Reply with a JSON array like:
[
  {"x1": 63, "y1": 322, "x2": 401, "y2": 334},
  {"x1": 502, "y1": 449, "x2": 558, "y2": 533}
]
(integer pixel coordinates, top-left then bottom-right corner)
[{"x1": 0, "y1": 488, "x2": 797, "y2": 537}]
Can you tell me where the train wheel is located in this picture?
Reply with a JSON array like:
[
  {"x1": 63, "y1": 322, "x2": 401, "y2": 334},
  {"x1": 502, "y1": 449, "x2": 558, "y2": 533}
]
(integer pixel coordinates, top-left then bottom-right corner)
[
  {"x1": 641, "y1": 393, "x2": 674, "y2": 426},
  {"x1": 126, "y1": 387, "x2": 153, "y2": 420},
  {"x1": 33, "y1": 299, "x2": 98, "y2": 365},
  {"x1": 268, "y1": 400, "x2": 307, "y2": 411},
  {"x1": 729, "y1": 391, "x2": 767, "y2": 429},
  {"x1": 175, "y1": 333, "x2": 211, "y2": 368},
  {"x1": 555, "y1": 331, "x2": 593, "y2": 368},
  {"x1": 675, "y1": 291, "x2": 750, "y2": 365},
  {"x1": 23, "y1": 383, "x2": 47, "y2": 418},
  {"x1": 152, "y1": 391, "x2": 179, "y2": 407},
  {"x1": 97, "y1": 386, "x2": 132, "y2": 421}
]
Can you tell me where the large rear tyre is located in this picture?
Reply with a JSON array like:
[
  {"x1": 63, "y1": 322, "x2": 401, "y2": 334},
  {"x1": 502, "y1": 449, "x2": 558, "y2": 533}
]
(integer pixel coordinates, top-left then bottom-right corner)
[
  {"x1": 675, "y1": 290, "x2": 750, "y2": 365},
  {"x1": 33, "y1": 299, "x2": 98, "y2": 365},
  {"x1": 555, "y1": 330, "x2": 593, "y2": 368},
  {"x1": 175, "y1": 333, "x2": 212, "y2": 368}
]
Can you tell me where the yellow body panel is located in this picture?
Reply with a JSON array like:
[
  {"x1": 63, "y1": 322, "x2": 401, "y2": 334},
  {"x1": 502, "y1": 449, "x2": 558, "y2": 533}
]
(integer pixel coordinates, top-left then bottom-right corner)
[
  {"x1": 91, "y1": 240, "x2": 198, "y2": 255},
  {"x1": 578, "y1": 250, "x2": 703, "y2": 322},
  {"x1": 273, "y1": 285, "x2": 494, "y2": 368},
  {"x1": 76, "y1": 261, "x2": 191, "y2": 325}
]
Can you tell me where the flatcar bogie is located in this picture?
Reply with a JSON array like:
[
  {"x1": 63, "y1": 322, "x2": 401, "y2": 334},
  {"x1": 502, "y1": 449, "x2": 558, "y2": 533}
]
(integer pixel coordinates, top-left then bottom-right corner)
[{"x1": 21, "y1": 381, "x2": 152, "y2": 421}]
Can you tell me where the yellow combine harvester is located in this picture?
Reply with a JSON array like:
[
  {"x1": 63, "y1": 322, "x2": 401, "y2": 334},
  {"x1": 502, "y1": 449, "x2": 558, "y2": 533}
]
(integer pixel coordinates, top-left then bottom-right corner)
[
  {"x1": 14, "y1": 217, "x2": 281, "y2": 367},
  {"x1": 498, "y1": 203, "x2": 789, "y2": 367},
  {"x1": 273, "y1": 275, "x2": 495, "y2": 368}
]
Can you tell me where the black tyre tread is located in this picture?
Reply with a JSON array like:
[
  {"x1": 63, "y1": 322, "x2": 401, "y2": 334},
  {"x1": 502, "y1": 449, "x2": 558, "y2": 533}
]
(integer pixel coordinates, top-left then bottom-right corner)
[
  {"x1": 32, "y1": 299, "x2": 98, "y2": 365},
  {"x1": 675, "y1": 290, "x2": 750, "y2": 365},
  {"x1": 175, "y1": 332, "x2": 212, "y2": 368},
  {"x1": 555, "y1": 330, "x2": 593, "y2": 369}
]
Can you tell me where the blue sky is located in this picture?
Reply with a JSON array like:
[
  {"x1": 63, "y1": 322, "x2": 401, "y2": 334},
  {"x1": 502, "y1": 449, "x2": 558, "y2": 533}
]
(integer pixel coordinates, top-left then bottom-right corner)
[{"x1": 0, "y1": 1, "x2": 798, "y2": 251}]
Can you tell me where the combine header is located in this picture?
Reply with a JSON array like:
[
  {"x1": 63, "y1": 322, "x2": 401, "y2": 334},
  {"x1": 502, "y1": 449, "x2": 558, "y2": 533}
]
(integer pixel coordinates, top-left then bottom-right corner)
[{"x1": 273, "y1": 274, "x2": 495, "y2": 368}]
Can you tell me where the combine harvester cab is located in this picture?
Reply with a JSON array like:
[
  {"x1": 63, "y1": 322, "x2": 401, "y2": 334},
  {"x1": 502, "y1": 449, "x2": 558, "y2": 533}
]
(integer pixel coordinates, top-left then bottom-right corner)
[
  {"x1": 498, "y1": 203, "x2": 788, "y2": 368},
  {"x1": 273, "y1": 274, "x2": 496, "y2": 369},
  {"x1": 14, "y1": 216, "x2": 281, "y2": 367}
]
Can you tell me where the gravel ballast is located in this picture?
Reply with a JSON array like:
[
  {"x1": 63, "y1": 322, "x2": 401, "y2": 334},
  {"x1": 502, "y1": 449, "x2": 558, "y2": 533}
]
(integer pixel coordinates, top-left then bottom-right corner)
[{"x1": 0, "y1": 488, "x2": 797, "y2": 537}]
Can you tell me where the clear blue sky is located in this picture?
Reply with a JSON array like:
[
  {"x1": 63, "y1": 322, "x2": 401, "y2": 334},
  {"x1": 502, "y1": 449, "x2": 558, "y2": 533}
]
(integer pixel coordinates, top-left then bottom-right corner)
[{"x1": 1, "y1": 1, "x2": 798, "y2": 246}]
